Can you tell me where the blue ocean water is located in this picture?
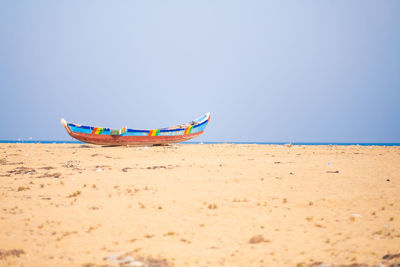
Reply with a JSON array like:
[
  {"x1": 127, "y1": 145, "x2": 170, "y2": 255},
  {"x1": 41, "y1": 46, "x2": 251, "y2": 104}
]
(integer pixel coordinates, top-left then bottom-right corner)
[{"x1": 0, "y1": 140, "x2": 399, "y2": 146}]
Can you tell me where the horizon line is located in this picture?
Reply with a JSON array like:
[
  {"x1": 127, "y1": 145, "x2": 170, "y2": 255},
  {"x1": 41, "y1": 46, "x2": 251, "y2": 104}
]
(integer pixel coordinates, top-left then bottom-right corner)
[{"x1": 1, "y1": 140, "x2": 399, "y2": 146}]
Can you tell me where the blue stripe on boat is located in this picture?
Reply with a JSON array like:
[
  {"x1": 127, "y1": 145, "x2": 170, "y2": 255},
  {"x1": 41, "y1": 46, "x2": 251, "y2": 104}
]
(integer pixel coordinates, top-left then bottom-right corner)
[
  {"x1": 69, "y1": 125, "x2": 92, "y2": 134},
  {"x1": 68, "y1": 115, "x2": 209, "y2": 136}
]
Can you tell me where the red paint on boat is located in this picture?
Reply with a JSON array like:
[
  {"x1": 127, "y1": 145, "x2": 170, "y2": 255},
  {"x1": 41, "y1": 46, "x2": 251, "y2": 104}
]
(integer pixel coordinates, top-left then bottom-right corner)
[{"x1": 65, "y1": 130, "x2": 205, "y2": 146}]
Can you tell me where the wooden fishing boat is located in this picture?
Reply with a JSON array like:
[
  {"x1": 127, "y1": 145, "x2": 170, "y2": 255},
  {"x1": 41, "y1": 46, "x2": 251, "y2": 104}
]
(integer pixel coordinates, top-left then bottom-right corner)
[{"x1": 61, "y1": 113, "x2": 210, "y2": 146}]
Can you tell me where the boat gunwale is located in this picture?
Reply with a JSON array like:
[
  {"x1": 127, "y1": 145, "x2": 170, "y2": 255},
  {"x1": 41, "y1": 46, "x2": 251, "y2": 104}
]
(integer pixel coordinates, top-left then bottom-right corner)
[{"x1": 64, "y1": 113, "x2": 210, "y2": 135}]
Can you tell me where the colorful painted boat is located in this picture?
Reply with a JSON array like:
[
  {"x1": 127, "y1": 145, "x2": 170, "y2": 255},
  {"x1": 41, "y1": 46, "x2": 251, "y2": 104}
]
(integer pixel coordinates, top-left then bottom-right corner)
[{"x1": 61, "y1": 113, "x2": 210, "y2": 146}]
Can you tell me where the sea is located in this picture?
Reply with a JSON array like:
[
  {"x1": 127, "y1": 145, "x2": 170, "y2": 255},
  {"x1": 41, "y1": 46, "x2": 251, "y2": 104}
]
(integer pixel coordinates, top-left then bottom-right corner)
[{"x1": 0, "y1": 140, "x2": 399, "y2": 146}]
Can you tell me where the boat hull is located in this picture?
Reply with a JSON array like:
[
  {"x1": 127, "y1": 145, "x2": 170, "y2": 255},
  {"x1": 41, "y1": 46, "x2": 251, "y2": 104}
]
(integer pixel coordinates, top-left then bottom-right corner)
[{"x1": 65, "y1": 130, "x2": 205, "y2": 146}]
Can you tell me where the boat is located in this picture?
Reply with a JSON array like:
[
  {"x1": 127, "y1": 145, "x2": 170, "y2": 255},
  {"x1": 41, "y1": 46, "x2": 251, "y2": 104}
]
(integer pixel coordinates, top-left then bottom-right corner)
[{"x1": 60, "y1": 112, "x2": 210, "y2": 146}]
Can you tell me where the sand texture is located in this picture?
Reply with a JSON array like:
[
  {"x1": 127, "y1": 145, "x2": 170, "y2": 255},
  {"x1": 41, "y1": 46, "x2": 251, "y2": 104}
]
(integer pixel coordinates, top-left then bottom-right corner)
[{"x1": 0, "y1": 143, "x2": 399, "y2": 267}]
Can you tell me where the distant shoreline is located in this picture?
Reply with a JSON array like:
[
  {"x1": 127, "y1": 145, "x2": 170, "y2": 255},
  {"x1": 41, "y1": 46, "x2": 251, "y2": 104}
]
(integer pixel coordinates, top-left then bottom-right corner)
[{"x1": 0, "y1": 140, "x2": 399, "y2": 146}]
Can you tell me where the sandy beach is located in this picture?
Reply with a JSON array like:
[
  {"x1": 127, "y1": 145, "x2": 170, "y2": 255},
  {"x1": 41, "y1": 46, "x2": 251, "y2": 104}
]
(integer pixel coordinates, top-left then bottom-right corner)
[{"x1": 0, "y1": 143, "x2": 399, "y2": 267}]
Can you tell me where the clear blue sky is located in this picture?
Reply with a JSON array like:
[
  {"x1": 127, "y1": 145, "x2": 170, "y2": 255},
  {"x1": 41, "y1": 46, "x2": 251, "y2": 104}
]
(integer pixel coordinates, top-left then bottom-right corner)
[{"x1": 1, "y1": 1, "x2": 399, "y2": 142}]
